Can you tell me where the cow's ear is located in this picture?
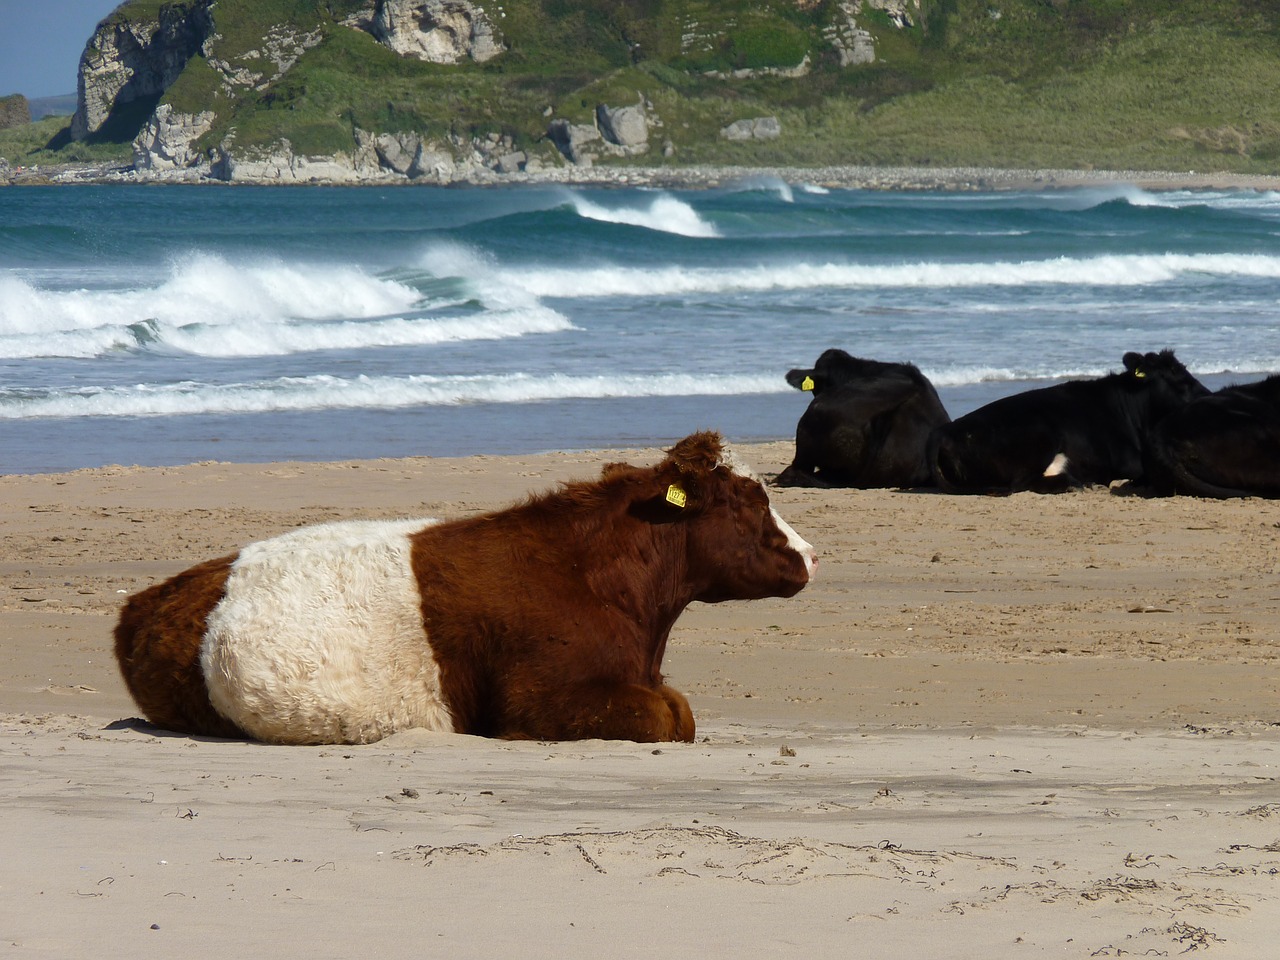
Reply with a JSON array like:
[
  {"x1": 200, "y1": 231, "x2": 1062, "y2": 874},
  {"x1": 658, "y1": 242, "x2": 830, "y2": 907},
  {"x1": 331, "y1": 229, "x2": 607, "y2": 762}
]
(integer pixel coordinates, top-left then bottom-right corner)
[
  {"x1": 786, "y1": 368, "x2": 817, "y2": 391},
  {"x1": 629, "y1": 468, "x2": 702, "y2": 524},
  {"x1": 1122, "y1": 352, "x2": 1143, "y2": 373}
]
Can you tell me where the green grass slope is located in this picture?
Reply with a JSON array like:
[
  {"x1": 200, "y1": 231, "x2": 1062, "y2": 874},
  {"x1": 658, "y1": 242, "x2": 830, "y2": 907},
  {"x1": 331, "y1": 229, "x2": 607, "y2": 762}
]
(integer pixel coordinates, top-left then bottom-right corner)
[{"x1": 3, "y1": 0, "x2": 1280, "y2": 174}]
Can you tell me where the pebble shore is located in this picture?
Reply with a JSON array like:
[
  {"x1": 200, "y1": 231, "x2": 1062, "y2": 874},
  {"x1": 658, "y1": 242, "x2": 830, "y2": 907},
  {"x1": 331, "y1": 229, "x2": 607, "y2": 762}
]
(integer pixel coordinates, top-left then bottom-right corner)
[
  {"x1": 9, "y1": 158, "x2": 1280, "y2": 191},
  {"x1": 480, "y1": 163, "x2": 1280, "y2": 192}
]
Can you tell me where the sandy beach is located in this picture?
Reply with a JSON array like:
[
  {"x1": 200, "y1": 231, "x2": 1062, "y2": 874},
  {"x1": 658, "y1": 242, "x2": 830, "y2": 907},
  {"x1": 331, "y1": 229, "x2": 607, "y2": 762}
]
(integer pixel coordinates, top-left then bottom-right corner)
[{"x1": 2, "y1": 441, "x2": 1277, "y2": 957}]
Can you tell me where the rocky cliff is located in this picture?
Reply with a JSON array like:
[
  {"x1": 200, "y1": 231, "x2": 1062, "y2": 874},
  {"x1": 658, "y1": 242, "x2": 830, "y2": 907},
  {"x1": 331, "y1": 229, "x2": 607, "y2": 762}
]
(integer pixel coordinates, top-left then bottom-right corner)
[
  {"x1": 72, "y1": 1, "x2": 214, "y2": 141},
  {"x1": 69, "y1": 0, "x2": 923, "y2": 183}
]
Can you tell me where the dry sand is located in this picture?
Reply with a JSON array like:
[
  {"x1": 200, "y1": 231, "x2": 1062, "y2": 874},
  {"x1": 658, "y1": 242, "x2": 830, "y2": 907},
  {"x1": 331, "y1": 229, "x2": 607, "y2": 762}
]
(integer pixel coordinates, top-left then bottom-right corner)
[{"x1": 2, "y1": 442, "x2": 1277, "y2": 958}]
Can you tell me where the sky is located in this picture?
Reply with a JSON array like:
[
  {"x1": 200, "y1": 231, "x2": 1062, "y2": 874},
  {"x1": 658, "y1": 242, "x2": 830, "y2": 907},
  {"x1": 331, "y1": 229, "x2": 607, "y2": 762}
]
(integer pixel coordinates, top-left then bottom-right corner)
[{"x1": 0, "y1": 0, "x2": 124, "y2": 99}]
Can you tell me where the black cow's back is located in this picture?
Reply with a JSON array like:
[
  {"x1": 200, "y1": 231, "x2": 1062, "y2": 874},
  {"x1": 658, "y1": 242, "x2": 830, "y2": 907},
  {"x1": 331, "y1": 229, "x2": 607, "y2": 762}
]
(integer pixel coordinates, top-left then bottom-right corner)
[
  {"x1": 1144, "y1": 375, "x2": 1280, "y2": 498},
  {"x1": 929, "y1": 350, "x2": 1207, "y2": 495}
]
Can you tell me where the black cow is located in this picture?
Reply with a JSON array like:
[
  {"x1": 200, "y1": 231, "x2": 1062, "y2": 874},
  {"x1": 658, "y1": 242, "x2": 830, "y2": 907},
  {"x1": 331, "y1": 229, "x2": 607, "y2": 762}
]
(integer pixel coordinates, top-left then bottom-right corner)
[
  {"x1": 775, "y1": 349, "x2": 950, "y2": 488},
  {"x1": 1143, "y1": 374, "x2": 1280, "y2": 498},
  {"x1": 928, "y1": 350, "x2": 1208, "y2": 495}
]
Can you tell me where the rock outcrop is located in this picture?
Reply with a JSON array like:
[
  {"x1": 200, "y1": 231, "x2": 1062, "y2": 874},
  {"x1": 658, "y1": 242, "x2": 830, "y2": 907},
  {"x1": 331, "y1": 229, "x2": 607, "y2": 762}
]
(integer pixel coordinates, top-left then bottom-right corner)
[
  {"x1": 825, "y1": 2, "x2": 876, "y2": 67},
  {"x1": 369, "y1": 131, "x2": 461, "y2": 180},
  {"x1": 207, "y1": 25, "x2": 324, "y2": 96},
  {"x1": 132, "y1": 103, "x2": 215, "y2": 173},
  {"x1": 824, "y1": 0, "x2": 919, "y2": 67},
  {"x1": 721, "y1": 117, "x2": 782, "y2": 141},
  {"x1": 0, "y1": 94, "x2": 31, "y2": 130},
  {"x1": 72, "y1": 1, "x2": 214, "y2": 141},
  {"x1": 180, "y1": 127, "x2": 525, "y2": 184},
  {"x1": 596, "y1": 103, "x2": 649, "y2": 153},
  {"x1": 867, "y1": 0, "x2": 917, "y2": 29},
  {"x1": 371, "y1": 0, "x2": 503, "y2": 64},
  {"x1": 209, "y1": 139, "x2": 380, "y2": 184},
  {"x1": 548, "y1": 119, "x2": 601, "y2": 165},
  {"x1": 549, "y1": 102, "x2": 652, "y2": 165}
]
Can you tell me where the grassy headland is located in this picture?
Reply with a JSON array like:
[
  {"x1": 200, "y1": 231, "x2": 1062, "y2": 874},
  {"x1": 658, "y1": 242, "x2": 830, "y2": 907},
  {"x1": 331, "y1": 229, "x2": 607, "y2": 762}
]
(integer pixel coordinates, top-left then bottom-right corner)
[{"x1": 3, "y1": 0, "x2": 1280, "y2": 176}]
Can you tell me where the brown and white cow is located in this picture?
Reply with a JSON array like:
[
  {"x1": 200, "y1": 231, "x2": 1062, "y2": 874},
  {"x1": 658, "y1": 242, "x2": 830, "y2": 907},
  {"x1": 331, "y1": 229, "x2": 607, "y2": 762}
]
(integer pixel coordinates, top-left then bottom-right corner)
[{"x1": 114, "y1": 432, "x2": 815, "y2": 745}]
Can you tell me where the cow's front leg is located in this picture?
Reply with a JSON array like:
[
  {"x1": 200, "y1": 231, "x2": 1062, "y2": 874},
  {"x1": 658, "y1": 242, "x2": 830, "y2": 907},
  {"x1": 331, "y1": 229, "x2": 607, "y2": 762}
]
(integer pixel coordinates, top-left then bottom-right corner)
[
  {"x1": 657, "y1": 683, "x2": 695, "y2": 741},
  {"x1": 775, "y1": 462, "x2": 835, "y2": 487},
  {"x1": 515, "y1": 681, "x2": 696, "y2": 743}
]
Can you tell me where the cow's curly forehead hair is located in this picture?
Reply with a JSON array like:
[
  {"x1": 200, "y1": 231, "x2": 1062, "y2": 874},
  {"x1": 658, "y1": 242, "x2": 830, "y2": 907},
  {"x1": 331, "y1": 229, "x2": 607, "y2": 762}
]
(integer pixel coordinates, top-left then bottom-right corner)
[{"x1": 661, "y1": 431, "x2": 761, "y2": 485}]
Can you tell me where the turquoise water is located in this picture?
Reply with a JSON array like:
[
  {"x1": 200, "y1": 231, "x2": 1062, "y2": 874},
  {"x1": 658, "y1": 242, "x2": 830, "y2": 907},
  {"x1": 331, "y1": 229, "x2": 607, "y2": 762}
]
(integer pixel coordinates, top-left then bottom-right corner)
[{"x1": 2, "y1": 179, "x2": 1278, "y2": 473}]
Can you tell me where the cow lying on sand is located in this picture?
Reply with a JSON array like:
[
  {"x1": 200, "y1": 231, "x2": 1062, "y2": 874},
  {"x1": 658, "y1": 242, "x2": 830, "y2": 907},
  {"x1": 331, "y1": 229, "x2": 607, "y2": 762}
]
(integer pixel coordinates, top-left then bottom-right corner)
[
  {"x1": 114, "y1": 432, "x2": 816, "y2": 745},
  {"x1": 776, "y1": 349, "x2": 950, "y2": 488},
  {"x1": 1144, "y1": 374, "x2": 1280, "y2": 498},
  {"x1": 928, "y1": 350, "x2": 1208, "y2": 494}
]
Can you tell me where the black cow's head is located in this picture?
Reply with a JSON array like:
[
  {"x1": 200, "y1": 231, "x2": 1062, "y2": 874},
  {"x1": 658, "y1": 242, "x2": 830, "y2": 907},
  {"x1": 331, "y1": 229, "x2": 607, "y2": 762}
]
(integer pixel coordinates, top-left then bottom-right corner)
[
  {"x1": 1122, "y1": 349, "x2": 1210, "y2": 415},
  {"x1": 785, "y1": 349, "x2": 880, "y2": 395}
]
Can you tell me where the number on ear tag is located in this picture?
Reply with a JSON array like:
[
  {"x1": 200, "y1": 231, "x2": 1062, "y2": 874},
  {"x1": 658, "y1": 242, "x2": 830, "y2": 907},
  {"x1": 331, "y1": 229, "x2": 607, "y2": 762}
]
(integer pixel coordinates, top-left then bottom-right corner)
[
  {"x1": 666, "y1": 484, "x2": 688, "y2": 508},
  {"x1": 801, "y1": 376, "x2": 815, "y2": 391}
]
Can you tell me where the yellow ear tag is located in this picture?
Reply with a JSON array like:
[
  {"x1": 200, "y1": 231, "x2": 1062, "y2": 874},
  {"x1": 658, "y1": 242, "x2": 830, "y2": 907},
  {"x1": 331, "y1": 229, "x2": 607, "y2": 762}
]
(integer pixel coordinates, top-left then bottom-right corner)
[
  {"x1": 1134, "y1": 369, "x2": 1146, "y2": 378},
  {"x1": 801, "y1": 376, "x2": 815, "y2": 391},
  {"x1": 666, "y1": 484, "x2": 688, "y2": 508}
]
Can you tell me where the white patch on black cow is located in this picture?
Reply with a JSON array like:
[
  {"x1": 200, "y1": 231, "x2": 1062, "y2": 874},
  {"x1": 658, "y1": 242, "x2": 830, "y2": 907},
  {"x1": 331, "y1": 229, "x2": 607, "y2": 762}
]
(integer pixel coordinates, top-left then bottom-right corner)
[
  {"x1": 200, "y1": 519, "x2": 452, "y2": 745},
  {"x1": 1043, "y1": 453, "x2": 1070, "y2": 478}
]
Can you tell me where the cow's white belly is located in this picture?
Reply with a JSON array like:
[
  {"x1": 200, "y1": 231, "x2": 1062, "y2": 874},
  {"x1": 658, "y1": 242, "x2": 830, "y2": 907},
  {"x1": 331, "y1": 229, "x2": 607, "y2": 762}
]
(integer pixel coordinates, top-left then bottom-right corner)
[{"x1": 200, "y1": 519, "x2": 454, "y2": 744}]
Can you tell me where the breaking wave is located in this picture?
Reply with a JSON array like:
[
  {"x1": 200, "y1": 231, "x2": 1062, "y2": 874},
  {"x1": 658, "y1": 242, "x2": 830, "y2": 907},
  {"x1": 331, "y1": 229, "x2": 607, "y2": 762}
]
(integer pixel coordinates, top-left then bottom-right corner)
[
  {"x1": 566, "y1": 193, "x2": 720, "y2": 238},
  {"x1": 0, "y1": 251, "x2": 572, "y2": 359},
  {"x1": 0, "y1": 371, "x2": 785, "y2": 420},
  {"x1": 491, "y1": 252, "x2": 1280, "y2": 300}
]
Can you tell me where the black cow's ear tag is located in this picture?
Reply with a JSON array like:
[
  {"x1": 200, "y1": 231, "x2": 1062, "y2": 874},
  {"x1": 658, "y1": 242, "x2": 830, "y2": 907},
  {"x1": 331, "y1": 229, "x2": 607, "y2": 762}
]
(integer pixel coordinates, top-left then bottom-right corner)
[
  {"x1": 1134, "y1": 368, "x2": 1146, "y2": 378},
  {"x1": 801, "y1": 376, "x2": 815, "y2": 391},
  {"x1": 665, "y1": 484, "x2": 688, "y2": 508}
]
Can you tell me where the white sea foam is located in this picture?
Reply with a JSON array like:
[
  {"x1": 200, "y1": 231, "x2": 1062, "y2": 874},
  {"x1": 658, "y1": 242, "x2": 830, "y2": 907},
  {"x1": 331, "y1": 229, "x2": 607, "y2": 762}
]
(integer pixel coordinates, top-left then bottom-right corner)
[
  {"x1": 727, "y1": 175, "x2": 795, "y2": 203},
  {"x1": 0, "y1": 254, "x2": 418, "y2": 345},
  {"x1": 1097, "y1": 186, "x2": 1280, "y2": 216},
  {"x1": 0, "y1": 322, "x2": 144, "y2": 360},
  {"x1": 0, "y1": 371, "x2": 786, "y2": 420},
  {"x1": 921, "y1": 365, "x2": 1108, "y2": 387},
  {"x1": 0, "y1": 251, "x2": 574, "y2": 359},
  {"x1": 0, "y1": 255, "x2": 418, "y2": 335},
  {"x1": 160, "y1": 308, "x2": 574, "y2": 358},
  {"x1": 419, "y1": 241, "x2": 499, "y2": 288},
  {"x1": 567, "y1": 193, "x2": 720, "y2": 238},
  {"x1": 494, "y1": 252, "x2": 1280, "y2": 300}
]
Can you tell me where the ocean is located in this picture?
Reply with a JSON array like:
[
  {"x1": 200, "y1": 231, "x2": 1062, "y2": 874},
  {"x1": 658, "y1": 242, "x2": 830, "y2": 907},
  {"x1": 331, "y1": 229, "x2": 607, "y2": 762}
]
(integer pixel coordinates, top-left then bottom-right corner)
[{"x1": 2, "y1": 178, "x2": 1279, "y2": 474}]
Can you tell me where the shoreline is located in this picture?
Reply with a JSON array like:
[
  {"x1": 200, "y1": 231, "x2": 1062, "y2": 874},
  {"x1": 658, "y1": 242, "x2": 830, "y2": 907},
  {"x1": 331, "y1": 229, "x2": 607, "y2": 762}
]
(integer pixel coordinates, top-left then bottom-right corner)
[{"x1": 11, "y1": 158, "x2": 1280, "y2": 191}]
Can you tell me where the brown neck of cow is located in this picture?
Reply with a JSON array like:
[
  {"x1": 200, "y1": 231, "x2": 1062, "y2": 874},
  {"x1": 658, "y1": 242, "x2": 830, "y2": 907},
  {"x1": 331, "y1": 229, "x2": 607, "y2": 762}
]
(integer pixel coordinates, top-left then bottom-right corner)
[
  {"x1": 572, "y1": 495, "x2": 697, "y2": 671},
  {"x1": 411, "y1": 486, "x2": 699, "y2": 723}
]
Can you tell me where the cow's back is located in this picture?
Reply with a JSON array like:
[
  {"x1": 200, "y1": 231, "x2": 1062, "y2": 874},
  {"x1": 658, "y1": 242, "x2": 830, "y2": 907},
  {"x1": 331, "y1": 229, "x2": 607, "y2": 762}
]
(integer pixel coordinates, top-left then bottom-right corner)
[
  {"x1": 201, "y1": 519, "x2": 453, "y2": 744},
  {"x1": 1145, "y1": 377, "x2": 1280, "y2": 498},
  {"x1": 929, "y1": 379, "x2": 1139, "y2": 492}
]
